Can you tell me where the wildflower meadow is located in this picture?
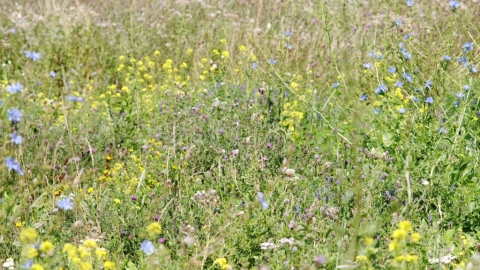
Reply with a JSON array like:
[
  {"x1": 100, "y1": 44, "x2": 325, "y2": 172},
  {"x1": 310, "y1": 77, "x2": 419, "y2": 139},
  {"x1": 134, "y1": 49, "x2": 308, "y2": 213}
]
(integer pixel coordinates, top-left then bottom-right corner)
[{"x1": 1, "y1": 0, "x2": 480, "y2": 269}]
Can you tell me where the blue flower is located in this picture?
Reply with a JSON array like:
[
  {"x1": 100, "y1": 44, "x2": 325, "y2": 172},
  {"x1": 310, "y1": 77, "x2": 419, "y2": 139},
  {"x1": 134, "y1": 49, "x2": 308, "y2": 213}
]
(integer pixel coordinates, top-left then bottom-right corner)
[
  {"x1": 463, "y1": 85, "x2": 470, "y2": 90},
  {"x1": 268, "y1": 59, "x2": 277, "y2": 64},
  {"x1": 332, "y1": 82, "x2": 340, "y2": 88},
  {"x1": 395, "y1": 19, "x2": 402, "y2": 26},
  {"x1": 388, "y1": 66, "x2": 396, "y2": 74},
  {"x1": 411, "y1": 96, "x2": 420, "y2": 102},
  {"x1": 454, "y1": 100, "x2": 460, "y2": 107},
  {"x1": 67, "y1": 95, "x2": 83, "y2": 102},
  {"x1": 7, "y1": 108, "x2": 22, "y2": 123},
  {"x1": 56, "y1": 197, "x2": 74, "y2": 210},
  {"x1": 5, "y1": 157, "x2": 24, "y2": 175},
  {"x1": 470, "y1": 65, "x2": 478, "y2": 74},
  {"x1": 359, "y1": 93, "x2": 368, "y2": 101},
  {"x1": 462, "y1": 42, "x2": 473, "y2": 53},
  {"x1": 396, "y1": 81, "x2": 403, "y2": 88},
  {"x1": 252, "y1": 62, "x2": 258, "y2": 69},
  {"x1": 406, "y1": 0, "x2": 413, "y2": 7},
  {"x1": 20, "y1": 260, "x2": 34, "y2": 269},
  {"x1": 403, "y1": 73, "x2": 413, "y2": 83},
  {"x1": 257, "y1": 192, "x2": 269, "y2": 210},
  {"x1": 50, "y1": 71, "x2": 57, "y2": 78},
  {"x1": 400, "y1": 47, "x2": 411, "y2": 60},
  {"x1": 140, "y1": 240, "x2": 155, "y2": 256},
  {"x1": 284, "y1": 30, "x2": 292, "y2": 37},
  {"x1": 425, "y1": 97, "x2": 434, "y2": 104},
  {"x1": 10, "y1": 131, "x2": 23, "y2": 145},
  {"x1": 375, "y1": 84, "x2": 388, "y2": 94},
  {"x1": 439, "y1": 128, "x2": 447, "y2": 134},
  {"x1": 363, "y1": 63, "x2": 372, "y2": 69},
  {"x1": 457, "y1": 56, "x2": 468, "y2": 66},
  {"x1": 425, "y1": 80, "x2": 433, "y2": 89},
  {"x1": 398, "y1": 108, "x2": 406, "y2": 114},
  {"x1": 444, "y1": 55, "x2": 452, "y2": 61},
  {"x1": 449, "y1": 0, "x2": 460, "y2": 8},
  {"x1": 374, "y1": 108, "x2": 381, "y2": 114},
  {"x1": 456, "y1": 92, "x2": 465, "y2": 99},
  {"x1": 24, "y1": 50, "x2": 41, "y2": 61},
  {"x1": 286, "y1": 43, "x2": 292, "y2": 50},
  {"x1": 6, "y1": 82, "x2": 24, "y2": 94},
  {"x1": 404, "y1": 33, "x2": 411, "y2": 40},
  {"x1": 0, "y1": 99, "x2": 3, "y2": 106}
]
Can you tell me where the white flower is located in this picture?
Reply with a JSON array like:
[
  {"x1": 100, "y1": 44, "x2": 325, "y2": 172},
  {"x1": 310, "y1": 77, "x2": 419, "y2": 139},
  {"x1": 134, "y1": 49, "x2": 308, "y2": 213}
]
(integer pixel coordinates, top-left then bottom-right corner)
[
  {"x1": 279, "y1": 238, "x2": 295, "y2": 245},
  {"x1": 2, "y1": 258, "x2": 14, "y2": 269},
  {"x1": 260, "y1": 242, "x2": 279, "y2": 250},
  {"x1": 428, "y1": 254, "x2": 456, "y2": 264}
]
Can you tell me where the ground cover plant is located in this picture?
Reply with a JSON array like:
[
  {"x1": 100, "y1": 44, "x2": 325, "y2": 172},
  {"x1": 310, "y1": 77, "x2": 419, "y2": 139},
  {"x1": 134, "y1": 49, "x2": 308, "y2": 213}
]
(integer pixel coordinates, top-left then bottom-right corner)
[{"x1": 1, "y1": 0, "x2": 480, "y2": 269}]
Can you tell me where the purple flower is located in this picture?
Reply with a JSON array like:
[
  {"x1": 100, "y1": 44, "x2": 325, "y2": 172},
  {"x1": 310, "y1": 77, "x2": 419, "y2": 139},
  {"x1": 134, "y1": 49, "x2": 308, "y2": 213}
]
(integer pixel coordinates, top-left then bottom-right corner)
[
  {"x1": 10, "y1": 131, "x2": 23, "y2": 144},
  {"x1": 314, "y1": 255, "x2": 326, "y2": 266},
  {"x1": 140, "y1": 240, "x2": 155, "y2": 256},
  {"x1": 5, "y1": 157, "x2": 24, "y2": 175},
  {"x1": 7, "y1": 108, "x2": 23, "y2": 123},
  {"x1": 266, "y1": 143, "x2": 272, "y2": 149},
  {"x1": 6, "y1": 82, "x2": 24, "y2": 94},
  {"x1": 158, "y1": 238, "x2": 165, "y2": 243},
  {"x1": 56, "y1": 197, "x2": 74, "y2": 210},
  {"x1": 131, "y1": 196, "x2": 137, "y2": 202}
]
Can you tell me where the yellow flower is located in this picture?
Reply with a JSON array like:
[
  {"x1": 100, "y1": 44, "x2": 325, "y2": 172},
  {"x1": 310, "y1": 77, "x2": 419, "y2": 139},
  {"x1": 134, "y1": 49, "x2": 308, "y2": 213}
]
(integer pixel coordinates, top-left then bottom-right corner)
[
  {"x1": 31, "y1": 264, "x2": 44, "y2": 270},
  {"x1": 365, "y1": 237, "x2": 374, "y2": 246},
  {"x1": 154, "y1": 50, "x2": 160, "y2": 56},
  {"x1": 114, "y1": 199, "x2": 121, "y2": 204},
  {"x1": 220, "y1": 39, "x2": 227, "y2": 44},
  {"x1": 40, "y1": 240, "x2": 54, "y2": 253},
  {"x1": 214, "y1": 258, "x2": 231, "y2": 270},
  {"x1": 356, "y1": 255, "x2": 368, "y2": 263},
  {"x1": 221, "y1": 51, "x2": 230, "y2": 58},
  {"x1": 411, "y1": 233, "x2": 422, "y2": 242},
  {"x1": 406, "y1": 254, "x2": 418, "y2": 263},
  {"x1": 239, "y1": 45, "x2": 246, "y2": 52},
  {"x1": 187, "y1": 48, "x2": 193, "y2": 55},
  {"x1": 103, "y1": 261, "x2": 115, "y2": 270},
  {"x1": 392, "y1": 229, "x2": 407, "y2": 240},
  {"x1": 119, "y1": 55, "x2": 125, "y2": 61},
  {"x1": 399, "y1": 221, "x2": 413, "y2": 232},
  {"x1": 147, "y1": 222, "x2": 162, "y2": 236},
  {"x1": 95, "y1": 248, "x2": 108, "y2": 260},
  {"x1": 20, "y1": 227, "x2": 38, "y2": 243},
  {"x1": 388, "y1": 240, "x2": 401, "y2": 251},
  {"x1": 24, "y1": 245, "x2": 38, "y2": 258},
  {"x1": 84, "y1": 239, "x2": 97, "y2": 248},
  {"x1": 80, "y1": 262, "x2": 92, "y2": 270}
]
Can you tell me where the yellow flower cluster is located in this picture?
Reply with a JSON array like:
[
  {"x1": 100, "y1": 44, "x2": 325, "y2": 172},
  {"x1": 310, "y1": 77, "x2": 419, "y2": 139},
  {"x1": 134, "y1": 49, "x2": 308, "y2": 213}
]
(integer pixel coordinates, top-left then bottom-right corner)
[
  {"x1": 18, "y1": 227, "x2": 55, "y2": 269},
  {"x1": 214, "y1": 258, "x2": 232, "y2": 270},
  {"x1": 62, "y1": 239, "x2": 115, "y2": 270},
  {"x1": 389, "y1": 221, "x2": 421, "y2": 265}
]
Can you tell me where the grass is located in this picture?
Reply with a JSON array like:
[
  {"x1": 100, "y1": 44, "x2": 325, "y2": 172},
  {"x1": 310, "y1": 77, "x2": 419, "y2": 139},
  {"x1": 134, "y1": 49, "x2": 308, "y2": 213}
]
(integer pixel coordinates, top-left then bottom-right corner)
[{"x1": 1, "y1": 0, "x2": 480, "y2": 269}]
